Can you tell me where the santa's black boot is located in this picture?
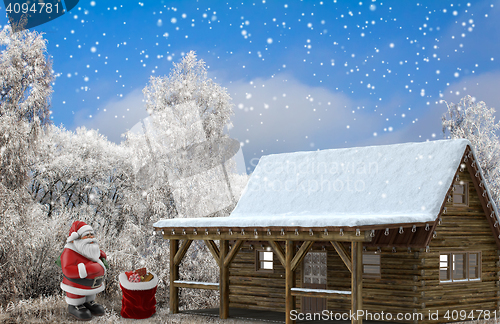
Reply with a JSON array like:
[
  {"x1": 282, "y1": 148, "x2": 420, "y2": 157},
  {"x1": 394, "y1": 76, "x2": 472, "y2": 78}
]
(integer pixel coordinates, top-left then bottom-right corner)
[
  {"x1": 83, "y1": 300, "x2": 105, "y2": 316},
  {"x1": 68, "y1": 304, "x2": 92, "y2": 321}
]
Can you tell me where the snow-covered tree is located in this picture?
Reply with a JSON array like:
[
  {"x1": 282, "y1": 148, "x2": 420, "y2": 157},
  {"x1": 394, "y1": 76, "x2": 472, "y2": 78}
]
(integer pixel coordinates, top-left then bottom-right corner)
[
  {"x1": 442, "y1": 95, "x2": 500, "y2": 204},
  {"x1": 135, "y1": 51, "x2": 246, "y2": 220},
  {"x1": 30, "y1": 126, "x2": 134, "y2": 221},
  {"x1": 0, "y1": 25, "x2": 53, "y2": 189},
  {"x1": 143, "y1": 50, "x2": 233, "y2": 140},
  {"x1": 0, "y1": 25, "x2": 53, "y2": 125},
  {"x1": 0, "y1": 25, "x2": 61, "y2": 304}
]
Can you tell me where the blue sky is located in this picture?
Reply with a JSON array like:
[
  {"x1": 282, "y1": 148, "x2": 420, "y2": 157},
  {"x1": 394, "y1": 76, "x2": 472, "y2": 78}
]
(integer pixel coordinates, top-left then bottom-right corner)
[{"x1": 1, "y1": 0, "x2": 500, "y2": 172}]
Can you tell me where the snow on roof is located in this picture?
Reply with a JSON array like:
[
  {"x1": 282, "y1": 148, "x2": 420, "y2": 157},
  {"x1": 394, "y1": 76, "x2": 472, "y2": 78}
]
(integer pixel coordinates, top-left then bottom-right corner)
[{"x1": 154, "y1": 139, "x2": 471, "y2": 229}]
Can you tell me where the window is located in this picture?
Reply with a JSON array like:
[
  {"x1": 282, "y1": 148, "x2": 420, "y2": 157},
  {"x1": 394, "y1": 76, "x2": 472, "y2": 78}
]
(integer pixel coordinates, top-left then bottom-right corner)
[
  {"x1": 363, "y1": 252, "x2": 380, "y2": 278},
  {"x1": 303, "y1": 251, "x2": 327, "y2": 285},
  {"x1": 469, "y1": 253, "x2": 480, "y2": 280},
  {"x1": 452, "y1": 182, "x2": 468, "y2": 206},
  {"x1": 256, "y1": 250, "x2": 274, "y2": 271},
  {"x1": 439, "y1": 252, "x2": 481, "y2": 282}
]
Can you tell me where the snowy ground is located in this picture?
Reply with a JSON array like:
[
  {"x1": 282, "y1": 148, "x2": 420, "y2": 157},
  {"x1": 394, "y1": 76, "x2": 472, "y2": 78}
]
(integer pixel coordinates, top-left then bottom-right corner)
[
  {"x1": 0, "y1": 294, "x2": 260, "y2": 324},
  {"x1": 1, "y1": 294, "x2": 500, "y2": 324}
]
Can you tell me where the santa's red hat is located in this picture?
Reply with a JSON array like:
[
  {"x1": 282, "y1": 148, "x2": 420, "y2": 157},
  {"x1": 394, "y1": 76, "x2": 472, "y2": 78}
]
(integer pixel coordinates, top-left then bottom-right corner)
[{"x1": 67, "y1": 221, "x2": 94, "y2": 243}]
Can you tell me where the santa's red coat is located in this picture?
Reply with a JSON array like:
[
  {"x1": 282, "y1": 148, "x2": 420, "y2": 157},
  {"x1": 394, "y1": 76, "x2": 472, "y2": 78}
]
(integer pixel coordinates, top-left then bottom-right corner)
[{"x1": 60, "y1": 243, "x2": 107, "y2": 296}]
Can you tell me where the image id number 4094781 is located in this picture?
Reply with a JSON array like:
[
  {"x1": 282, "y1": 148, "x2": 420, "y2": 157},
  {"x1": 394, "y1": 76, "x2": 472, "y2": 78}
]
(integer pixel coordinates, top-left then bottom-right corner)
[
  {"x1": 443, "y1": 310, "x2": 497, "y2": 321},
  {"x1": 5, "y1": 2, "x2": 60, "y2": 14}
]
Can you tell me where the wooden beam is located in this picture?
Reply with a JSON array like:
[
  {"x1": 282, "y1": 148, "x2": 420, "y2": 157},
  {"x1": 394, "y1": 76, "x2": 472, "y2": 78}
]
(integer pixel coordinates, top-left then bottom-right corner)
[
  {"x1": 173, "y1": 281, "x2": 219, "y2": 290},
  {"x1": 268, "y1": 240, "x2": 286, "y2": 267},
  {"x1": 160, "y1": 230, "x2": 371, "y2": 242},
  {"x1": 174, "y1": 239, "x2": 192, "y2": 266},
  {"x1": 372, "y1": 229, "x2": 383, "y2": 245},
  {"x1": 352, "y1": 222, "x2": 429, "y2": 231},
  {"x1": 205, "y1": 240, "x2": 220, "y2": 264},
  {"x1": 331, "y1": 241, "x2": 352, "y2": 273},
  {"x1": 285, "y1": 240, "x2": 296, "y2": 324},
  {"x1": 366, "y1": 229, "x2": 385, "y2": 246},
  {"x1": 169, "y1": 239, "x2": 179, "y2": 314},
  {"x1": 406, "y1": 227, "x2": 416, "y2": 246},
  {"x1": 422, "y1": 220, "x2": 439, "y2": 248},
  {"x1": 387, "y1": 228, "x2": 398, "y2": 245},
  {"x1": 223, "y1": 240, "x2": 244, "y2": 268},
  {"x1": 290, "y1": 288, "x2": 351, "y2": 300},
  {"x1": 155, "y1": 224, "x2": 425, "y2": 234},
  {"x1": 351, "y1": 241, "x2": 363, "y2": 324},
  {"x1": 219, "y1": 240, "x2": 229, "y2": 319},
  {"x1": 291, "y1": 241, "x2": 313, "y2": 272}
]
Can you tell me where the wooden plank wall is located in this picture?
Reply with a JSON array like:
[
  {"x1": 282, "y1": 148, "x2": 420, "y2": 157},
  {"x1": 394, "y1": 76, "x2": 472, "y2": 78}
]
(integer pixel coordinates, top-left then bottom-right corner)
[
  {"x1": 228, "y1": 242, "x2": 421, "y2": 318},
  {"x1": 229, "y1": 241, "x2": 287, "y2": 311},
  {"x1": 327, "y1": 246, "x2": 421, "y2": 320},
  {"x1": 418, "y1": 167, "x2": 500, "y2": 323}
]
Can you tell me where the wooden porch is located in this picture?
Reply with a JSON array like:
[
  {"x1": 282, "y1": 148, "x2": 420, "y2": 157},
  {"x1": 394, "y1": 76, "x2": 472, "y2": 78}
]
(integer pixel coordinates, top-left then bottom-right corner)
[{"x1": 160, "y1": 228, "x2": 372, "y2": 324}]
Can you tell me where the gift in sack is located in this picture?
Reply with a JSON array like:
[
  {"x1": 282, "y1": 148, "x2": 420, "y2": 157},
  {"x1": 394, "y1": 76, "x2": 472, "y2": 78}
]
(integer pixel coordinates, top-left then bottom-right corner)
[
  {"x1": 135, "y1": 267, "x2": 147, "y2": 277},
  {"x1": 128, "y1": 273, "x2": 141, "y2": 283},
  {"x1": 125, "y1": 271, "x2": 136, "y2": 281},
  {"x1": 143, "y1": 273, "x2": 154, "y2": 282}
]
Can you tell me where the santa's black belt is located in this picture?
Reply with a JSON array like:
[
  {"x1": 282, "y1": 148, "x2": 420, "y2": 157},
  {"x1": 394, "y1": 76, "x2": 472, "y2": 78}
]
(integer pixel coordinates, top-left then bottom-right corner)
[{"x1": 64, "y1": 275, "x2": 104, "y2": 288}]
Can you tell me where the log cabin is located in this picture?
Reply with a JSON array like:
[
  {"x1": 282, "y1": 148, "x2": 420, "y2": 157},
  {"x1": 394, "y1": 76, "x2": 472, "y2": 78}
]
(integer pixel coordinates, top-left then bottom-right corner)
[{"x1": 153, "y1": 139, "x2": 500, "y2": 324}]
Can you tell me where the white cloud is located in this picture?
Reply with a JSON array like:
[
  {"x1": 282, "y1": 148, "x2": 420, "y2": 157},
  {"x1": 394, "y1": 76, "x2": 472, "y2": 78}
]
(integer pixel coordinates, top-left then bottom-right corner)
[
  {"x1": 73, "y1": 88, "x2": 148, "y2": 143},
  {"x1": 226, "y1": 73, "x2": 384, "y2": 158},
  {"x1": 71, "y1": 71, "x2": 480, "y2": 163}
]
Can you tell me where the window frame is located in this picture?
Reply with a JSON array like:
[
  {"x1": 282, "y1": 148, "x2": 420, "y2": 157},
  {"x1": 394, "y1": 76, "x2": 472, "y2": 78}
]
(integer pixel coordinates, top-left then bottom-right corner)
[
  {"x1": 362, "y1": 252, "x2": 381, "y2": 279},
  {"x1": 302, "y1": 251, "x2": 328, "y2": 285},
  {"x1": 452, "y1": 182, "x2": 469, "y2": 206},
  {"x1": 255, "y1": 250, "x2": 274, "y2": 273},
  {"x1": 439, "y1": 251, "x2": 481, "y2": 284}
]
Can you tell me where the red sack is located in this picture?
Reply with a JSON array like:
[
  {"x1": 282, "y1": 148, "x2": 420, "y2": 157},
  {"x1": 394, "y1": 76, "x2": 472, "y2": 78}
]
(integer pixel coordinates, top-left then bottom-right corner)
[{"x1": 119, "y1": 272, "x2": 158, "y2": 319}]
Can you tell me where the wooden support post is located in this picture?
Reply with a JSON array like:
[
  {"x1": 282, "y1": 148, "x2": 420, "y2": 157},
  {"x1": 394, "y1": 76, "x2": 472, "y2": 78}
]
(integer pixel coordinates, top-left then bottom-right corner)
[
  {"x1": 170, "y1": 239, "x2": 179, "y2": 314},
  {"x1": 351, "y1": 241, "x2": 363, "y2": 324},
  {"x1": 285, "y1": 240, "x2": 296, "y2": 324},
  {"x1": 219, "y1": 240, "x2": 229, "y2": 319}
]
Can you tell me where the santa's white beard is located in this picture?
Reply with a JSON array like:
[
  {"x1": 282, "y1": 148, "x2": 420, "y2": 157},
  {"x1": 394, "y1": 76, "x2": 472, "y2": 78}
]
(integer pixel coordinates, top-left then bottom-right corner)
[{"x1": 74, "y1": 238, "x2": 100, "y2": 262}]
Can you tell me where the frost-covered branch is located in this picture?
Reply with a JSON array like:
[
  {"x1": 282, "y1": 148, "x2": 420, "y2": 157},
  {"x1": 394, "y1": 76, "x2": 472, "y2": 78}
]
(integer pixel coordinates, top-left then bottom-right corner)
[{"x1": 442, "y1": 95, "x2": 500, "y2": 205}]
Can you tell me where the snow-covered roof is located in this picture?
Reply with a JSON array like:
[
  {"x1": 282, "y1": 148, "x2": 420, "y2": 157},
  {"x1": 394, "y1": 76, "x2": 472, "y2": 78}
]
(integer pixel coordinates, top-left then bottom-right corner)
[{"x1": 154, "y1": 139, "x2": 474, "y2": 229}]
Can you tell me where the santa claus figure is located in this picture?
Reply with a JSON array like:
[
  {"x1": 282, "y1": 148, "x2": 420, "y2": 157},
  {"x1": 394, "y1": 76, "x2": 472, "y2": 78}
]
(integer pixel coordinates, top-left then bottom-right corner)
[{"x1": 60, "y1": 221, "x2": 107, "y2": 321}]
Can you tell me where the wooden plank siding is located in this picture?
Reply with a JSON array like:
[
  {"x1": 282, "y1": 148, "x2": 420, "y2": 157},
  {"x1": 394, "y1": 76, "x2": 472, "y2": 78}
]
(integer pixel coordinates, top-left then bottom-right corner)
[
  {"x1": 326, "y1": 246, "x2": 421, "y2": 319},
  {"x1": 228, "y1": 242, "x2": 422, "y2": 319},
  {"x1": 229, "y1": 241, "x2": 287, "y2": 311},
  {"x1": 417, "y1": 166, "x2": 500, "y2": 323}
]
